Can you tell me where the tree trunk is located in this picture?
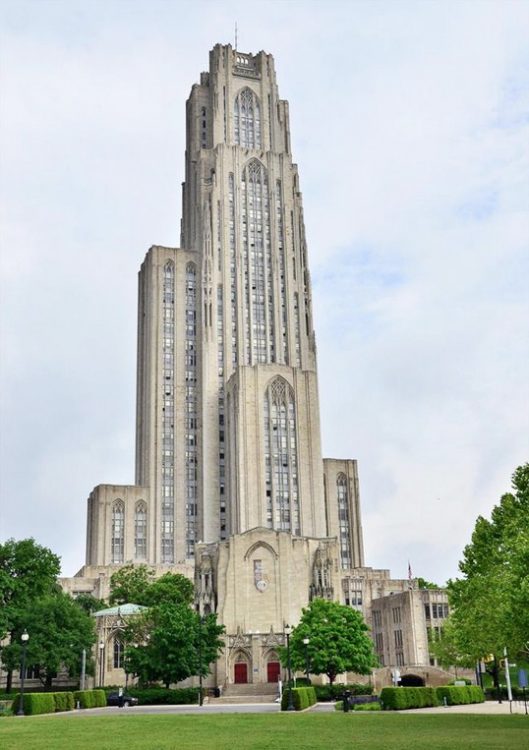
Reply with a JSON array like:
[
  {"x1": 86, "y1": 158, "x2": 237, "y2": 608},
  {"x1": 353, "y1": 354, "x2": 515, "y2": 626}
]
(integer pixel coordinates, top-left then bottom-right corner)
[
  {"x1": 45, "y1": 673, "x2": 53, "y2": 689},
  {"x1": 6, "y1": 669, "x2": 13, "y2": 694}
]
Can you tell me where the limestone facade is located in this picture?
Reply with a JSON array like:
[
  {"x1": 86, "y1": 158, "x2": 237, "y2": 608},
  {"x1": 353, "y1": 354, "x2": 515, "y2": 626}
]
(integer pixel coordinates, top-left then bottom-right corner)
[{"x1": 57, "y1": 44, "x2": 452, "y2": 690}]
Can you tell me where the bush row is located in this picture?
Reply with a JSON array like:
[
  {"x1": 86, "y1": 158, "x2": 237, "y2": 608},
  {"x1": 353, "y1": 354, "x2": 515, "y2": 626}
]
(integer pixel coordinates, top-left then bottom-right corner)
[
  {"x1": 74, "y1": 690, "x2": 107, "y2": 708},
  {"x1": 379, "y1": 685, "x2": 485, "y2": 710},
  {"x1": 436, "y1": 686, "x2": 485, "y2": 706},
  {"x1": 335, "y1": 700, "x2": 381, "y2": 712},
  {"x1": 313, "y1": 684, "x2": 373, "y2": 702},
  {"x1": 484, "y1": 686, "x2": 527, "y2": 701},
  {"x1": 11, "y1": 692, "x2": 74, "y2": 715},
  {"x1": 104, "y1": 687, "x2": 200, "y2": 705},
  {"x1": 281, "y1": 687, "x2": 317, "y2": 711}
]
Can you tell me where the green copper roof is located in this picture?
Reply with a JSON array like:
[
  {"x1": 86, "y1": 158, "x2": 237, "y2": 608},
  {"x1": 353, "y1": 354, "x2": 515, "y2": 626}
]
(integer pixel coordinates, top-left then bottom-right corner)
[{"x1": 92, "y1": 603, "x2": 147, "y2": 617}]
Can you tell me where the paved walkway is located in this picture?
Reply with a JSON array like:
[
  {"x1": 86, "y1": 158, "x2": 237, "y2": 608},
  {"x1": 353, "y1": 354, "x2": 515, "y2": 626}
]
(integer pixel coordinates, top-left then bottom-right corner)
[{"x1": 402, "y1": 700, "x2": 528, "y2": 716}]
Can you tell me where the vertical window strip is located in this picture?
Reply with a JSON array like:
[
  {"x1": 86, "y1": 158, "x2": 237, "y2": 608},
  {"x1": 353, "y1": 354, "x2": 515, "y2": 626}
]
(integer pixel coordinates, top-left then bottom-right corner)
[
  {"x1": 185, "y1": 263, "x2": 198, "y2": 558},
  {"x1": 337, "y1": 474, "x2": 352, "y2": 568},
  {"x1": 111, "y1": 501, "x2": 124, "y2": 564},
  {"x1": 276, "y1": 180, "x2": 288, "y2": 363},
  {"x1": 264, "y1": 378, "x2": 300, "y2": 535},
  {"x1": 134, "y1": 502, "x2": 147, "y2": 560},
  {"x1": 161, "y1": 261, "x2": 175, "y2": 563},
  {"x1": 241, "y1": 160, "x2": 273, "y2": 364},
  {"x1": 217, "y1": 285, "x2": 227, "y2": 539},
  {"x1": 229, "y1": 174, "x2": 238, "y2": 366},
  {"x1": 293, "y1": 293, "x2": 301, "y2": 367}
]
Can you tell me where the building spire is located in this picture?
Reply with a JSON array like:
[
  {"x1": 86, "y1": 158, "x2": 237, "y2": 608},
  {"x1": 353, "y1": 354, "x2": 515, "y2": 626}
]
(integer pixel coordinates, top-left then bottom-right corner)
[{"x1": 234, "y1": 22, "x2": 238, "y2": 50}]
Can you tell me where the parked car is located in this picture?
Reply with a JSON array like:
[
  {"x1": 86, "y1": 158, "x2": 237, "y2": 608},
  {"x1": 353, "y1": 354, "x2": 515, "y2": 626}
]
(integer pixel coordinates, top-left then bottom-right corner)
[{"x1": 106, "y1": 691, "x2": 139, "y2": 707}]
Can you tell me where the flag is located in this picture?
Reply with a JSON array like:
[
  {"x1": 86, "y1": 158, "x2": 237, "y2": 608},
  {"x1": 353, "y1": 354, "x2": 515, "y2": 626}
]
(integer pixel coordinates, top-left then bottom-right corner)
[{"x1": 408, "y1": 561, "x2": 413, "y2": 589}]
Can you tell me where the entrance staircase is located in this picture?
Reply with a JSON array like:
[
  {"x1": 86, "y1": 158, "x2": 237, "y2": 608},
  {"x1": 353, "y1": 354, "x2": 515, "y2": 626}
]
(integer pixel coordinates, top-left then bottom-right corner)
[{"x1": 209, "y1": 683, "x2": 279, "y2": 704}]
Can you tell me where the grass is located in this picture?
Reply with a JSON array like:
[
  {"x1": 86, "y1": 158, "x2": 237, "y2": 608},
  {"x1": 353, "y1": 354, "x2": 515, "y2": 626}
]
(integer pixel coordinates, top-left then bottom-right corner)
[{"x1": 0, "y1": 713, "x2": 527, "y2": 750}]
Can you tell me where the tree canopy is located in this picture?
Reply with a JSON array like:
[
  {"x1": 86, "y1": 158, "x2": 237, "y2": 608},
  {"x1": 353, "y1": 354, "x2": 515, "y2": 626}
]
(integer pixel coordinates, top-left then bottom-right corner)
[
  {"x1": 448, "y1": 463, "x2": 529, "y2": 675},
  {"x1": 281, "y1": 598, "x2": 377, "y2": 684},
  {"x1": 108, "y1": 565, "x2": 194, "y2": 608}
]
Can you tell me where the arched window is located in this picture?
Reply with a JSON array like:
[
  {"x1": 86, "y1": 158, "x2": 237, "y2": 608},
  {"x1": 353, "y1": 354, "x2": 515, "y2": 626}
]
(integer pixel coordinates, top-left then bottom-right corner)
[
  {"x1": 134, "y1": 502, "x2": 147, "y2": 560},
  {"x1": 234, "y1": 88, "x2": 261, "y2": 149},
  {"x1": 113, "y1": 636, "x2": 124, "y2": 669},
  {"x1": 185, "y1": 263, "x2": 198, "y2": 559},
  {"x1": 111, "y1": 500, "x2": 124, "y2": 564},
  {"x1": 337, "y1": 474, "x2": 351, "y2": 568},
  {"x1": 263, "y1": 377, "x2": 300, "y2": 533},
  {"x1": 241, "y1": 159, "x2": 274, "y2": 364}
]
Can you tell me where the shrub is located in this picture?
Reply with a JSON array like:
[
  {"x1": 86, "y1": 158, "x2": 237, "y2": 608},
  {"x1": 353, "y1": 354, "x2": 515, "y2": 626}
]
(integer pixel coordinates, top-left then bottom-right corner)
[
  {"x1": 54, "y1": 692, "x2": 75, "y2": 712},
  {"x1": 314, "y1": 683, "x2": 373, "y2": 702},
  {"x1": 116, "y1": 687, "x2": 200, "y2": 705},
  {"x1": 436, "y1": 685, "x2": 484, "y2": 706},
  {"x1": 379, "y1": 687, "x2": 439, "y2": 710},
  {"x1": 281, "y1": 686, "x2": 317, "y2": 711},
  {"x1": 74, "y1": 689, "x2": 107, "y2": 709},
  {"x1": 11, "y1": 693, "x2": 56, "y2": 715}
]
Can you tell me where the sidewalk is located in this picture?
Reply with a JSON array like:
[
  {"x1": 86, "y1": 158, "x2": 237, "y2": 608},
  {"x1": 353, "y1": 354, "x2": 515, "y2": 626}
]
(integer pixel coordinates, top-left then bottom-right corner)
[{"x1": 403, "y1": 700, "x2": 528, "y2": 716}]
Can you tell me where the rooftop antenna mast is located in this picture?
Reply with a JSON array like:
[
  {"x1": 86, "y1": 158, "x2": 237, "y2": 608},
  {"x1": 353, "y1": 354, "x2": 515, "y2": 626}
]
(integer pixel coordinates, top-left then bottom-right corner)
[{"x1": 235, "y1": 22, "x2": 238, "y2": 50}]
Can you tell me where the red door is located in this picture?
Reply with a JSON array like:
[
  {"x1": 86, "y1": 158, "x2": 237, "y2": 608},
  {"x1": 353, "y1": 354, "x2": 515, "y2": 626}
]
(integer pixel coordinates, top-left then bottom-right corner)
[
  {"x1": 234, "y1": 663, "x2": 248, "y2": 684},
  {"x1": 267, "y1": 661, "x2": 280, "y2": 683}
]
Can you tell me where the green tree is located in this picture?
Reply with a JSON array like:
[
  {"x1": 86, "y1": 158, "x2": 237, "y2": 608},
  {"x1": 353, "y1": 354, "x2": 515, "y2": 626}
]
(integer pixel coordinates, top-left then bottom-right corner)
[
  {"x1": 123, "y1": 604, "x2": 224, "y2": 688},
  {"x1": 73, "y1": 593, "x2": 107, "y2": 614},
  {"x1": 428, "y1": 617, "x2": 474, "y2": 676},
  {"x1": 1, "y1": 590, "x2": 96, "y2": 688},
  {"x1": 448, "y1": 463, "x2": 529, "y2": 689},
  {"x1": 0, "y1": 538, "x2": 61, "y2": 692},
  {"x1": 281, "y1": 598, "x2": 377, "y2": 684},
  {"x1": 416, "y1": 577, "x2": 439, "y2": 590},
  {"x1": 108, "y1": 564, "x2": 156, "y2": 605}
]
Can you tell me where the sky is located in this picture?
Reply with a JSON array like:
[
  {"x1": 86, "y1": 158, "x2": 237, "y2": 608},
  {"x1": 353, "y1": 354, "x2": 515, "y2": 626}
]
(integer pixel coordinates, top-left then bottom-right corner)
[{"x1": 1, "y1": 0, "x2": 528, "y2": 586}]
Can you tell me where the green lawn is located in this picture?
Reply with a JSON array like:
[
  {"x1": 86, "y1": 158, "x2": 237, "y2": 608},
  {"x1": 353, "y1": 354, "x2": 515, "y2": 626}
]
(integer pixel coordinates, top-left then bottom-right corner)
[{"x1": 0, "y1": 713, "x2": 527, "y2": 750}]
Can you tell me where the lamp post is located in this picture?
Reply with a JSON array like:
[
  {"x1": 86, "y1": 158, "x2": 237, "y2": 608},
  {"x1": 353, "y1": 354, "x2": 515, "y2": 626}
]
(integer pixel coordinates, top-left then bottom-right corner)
[
  {"x1": 98, "y1": 641, "x2": 105, "y2": 687},
  {"x1": 302, "y1": 637, "x2": 311, "y2": 683},
  {"x1": 284, "y1": 624, "x2": 294, "y2": 711},
  {"x1": 197, "y1": 615, "x2": 203, "y2": 707},
  {"x1": 16, "y1": 631, "x2": 29, "y2": 716}
]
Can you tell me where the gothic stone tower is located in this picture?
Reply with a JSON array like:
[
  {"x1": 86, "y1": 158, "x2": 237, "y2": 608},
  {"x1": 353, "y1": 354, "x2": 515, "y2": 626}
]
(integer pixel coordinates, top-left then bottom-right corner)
[{"x1": 77, "y1": 44, "x2": 365, "y2": 687}]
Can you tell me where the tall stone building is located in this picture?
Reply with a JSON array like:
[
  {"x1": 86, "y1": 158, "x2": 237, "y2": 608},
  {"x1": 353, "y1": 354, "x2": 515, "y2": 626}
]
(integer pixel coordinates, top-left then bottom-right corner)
[{"x1": 61, "y1": 44, "x2": 449, "y2": 689}]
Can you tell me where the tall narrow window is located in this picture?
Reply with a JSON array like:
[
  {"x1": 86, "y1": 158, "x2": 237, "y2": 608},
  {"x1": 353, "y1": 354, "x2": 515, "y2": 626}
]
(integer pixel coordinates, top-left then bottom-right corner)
[
  {"x1": 134, "y1": 502, "x2": 147, "y2": 560},
  {"x1": 241, "y1": 159, "x2": 274, "y2": 364},
  {"x1": 228, "y1": 173, "x2": 238, "y2": 366},
  {"x1": 217, "y1": 285, "x2": 227, "y2": 539},
  {"x1": 337, "y1": 474, "x2": 352, "y2": 568},
  {"x1": 111, "y1": 500, "x2": 124, "y2": 564},
  {"x1": 234, "y1": 88, "x2": 261, "y2": 149},
  {"x1": 263, "y1": 377, "x2": 300, "y2": 534},
  {"x1": 113, "y1": 637, "x2": 123, "y2": 669},
  {"x1": 161, "y1": 261, "x2": 175, "y2": 563},
  {"x1": 293, "y1": 293, "x2": 301, "y2": 367},
  {"x1": 185, "y1": 263, "x2": 198, "y2": 558},
  {"x1": 276, "y1": 180, "x2": 288, "y2": 363}
]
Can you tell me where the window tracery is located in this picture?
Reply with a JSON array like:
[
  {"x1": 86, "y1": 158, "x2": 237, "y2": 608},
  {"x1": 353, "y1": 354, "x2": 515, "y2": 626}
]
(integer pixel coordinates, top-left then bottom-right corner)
[
  {"x1": 111, "y1": 500, "x2": 124, "y2": 564},
  {"x1": 234, "y1": 88, "x2": 261, "y2": 149}
]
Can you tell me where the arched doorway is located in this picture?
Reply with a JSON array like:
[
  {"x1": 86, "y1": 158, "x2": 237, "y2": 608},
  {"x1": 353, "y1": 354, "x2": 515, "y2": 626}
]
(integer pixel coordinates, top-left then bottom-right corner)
[
  {"x1": 266, "y1": 651, "x2": 280, "y2": 683},
  {"x1": 233, "y1": 652, "x2": 249, "y2": 684},
  {"x1": 400, "y1": 674, "x2": 425, "y2": 687}
]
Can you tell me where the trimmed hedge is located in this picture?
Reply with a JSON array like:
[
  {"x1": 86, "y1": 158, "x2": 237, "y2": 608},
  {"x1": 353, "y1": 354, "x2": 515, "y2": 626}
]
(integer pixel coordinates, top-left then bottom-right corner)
[
  {"x1": 281, "y1": 687, "x2": 317, "y2": 711},
  {"x1": 380, "y1": 687, "x2": 439, "y2": 710},
  {"x1": 314, "y1": 683, "x2": 373, "y2": 702},
  {"x1": 436, "y1": 686, "x2": 484, "y2": 705},
  {"x1": 54, "y1": 692, "x2": 75, "y2": 712},
  {"x1": 484, "y1": 686, "x2": 526, "y2": 701},
  {"x1": 335, "y1": 700, "x2": 381, "y2": 711},
  {"x1": 11, "y1": 693, "x2": 57, "y2": 715},
  {"x1": 74, "y1": 690, "x2": 107, "y2": 709}
]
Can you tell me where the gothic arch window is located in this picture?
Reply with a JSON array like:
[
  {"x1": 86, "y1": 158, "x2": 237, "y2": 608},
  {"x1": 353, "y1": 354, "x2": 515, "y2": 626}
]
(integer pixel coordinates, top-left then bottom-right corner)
[
  {"x1": 337, "y1": 474, "x2": 352, "y2": 568},
  {"x1": 113, "y1": 636, "x2": 124, "y2": 669},
  {"x1": 234, "y1": 88, "x2": 261, "y2": 149},
  {"x1": 185, "y1": 263, "x2": 198, "y2": 559},
  {"x1": 134, "y1": 501, "x2": 147, "y2": 560},
  {"x1": 241, "y1": 159, "x2": 274, "y2": 364},
  {"x1": 263, "y1": 377, "x2": 300, "y2": 534},
  {"x1": 111, "y1": 500, "x2": 124, "y2": 564}
]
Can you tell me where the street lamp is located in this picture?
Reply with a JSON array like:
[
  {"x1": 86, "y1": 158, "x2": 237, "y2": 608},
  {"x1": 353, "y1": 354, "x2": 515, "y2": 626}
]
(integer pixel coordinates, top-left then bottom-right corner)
[
  {"x1": 284, "y1": 624, "x2": 295, "y2": 711},
  {"x1": 302, "y1": 637, "x2": 311, "y2": 683},
  {"x1": 98, "y1": 641, "x2": 105, "y2": 687},
  {"x1": 197, "y1": 615, "x2": 204, "y2": 707},
  {"x1": 16, "y1": 631, "x2": 29, "y2": 716}
]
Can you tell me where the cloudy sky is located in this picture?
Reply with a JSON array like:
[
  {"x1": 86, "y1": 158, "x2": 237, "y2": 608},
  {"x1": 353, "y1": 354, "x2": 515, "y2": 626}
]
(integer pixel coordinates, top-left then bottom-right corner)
[{"x1": 1, "y1": 0, "x2": 528, "y2": 585}]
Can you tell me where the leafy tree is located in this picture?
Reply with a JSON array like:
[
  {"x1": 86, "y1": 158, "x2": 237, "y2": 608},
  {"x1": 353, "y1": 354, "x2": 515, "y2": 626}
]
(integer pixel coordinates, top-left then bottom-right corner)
[
  {"x1": 416, "y1": 577, "x2": 439, "y2": 590},
  {"x1": 144, "y1": 573, "x2": 194, "y2": 607},
  {"x1": 123, "y1": 604, "x2": 224, "y2": 688},
  {"x1": 1, "y1": 590, "x2": 96, "y2": 688},
  {"x1": 428, "y1": 617, "x2": 475, "y2": 676},
  {"x1": 448, "y1": 463, "x2": 529, "y2": 690},
  {"x1": 108, "y1": 564, "x2": 156, "y2": 605},
  {"x1": 0, "y1": 538, "x2": 61, "y2": 691},
  {"x1": 281, "y1": 598, "x2": 377, "y2": 684},
  {"x1": 73, "y1": 593, "x2": 107, "y2": 614}
]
